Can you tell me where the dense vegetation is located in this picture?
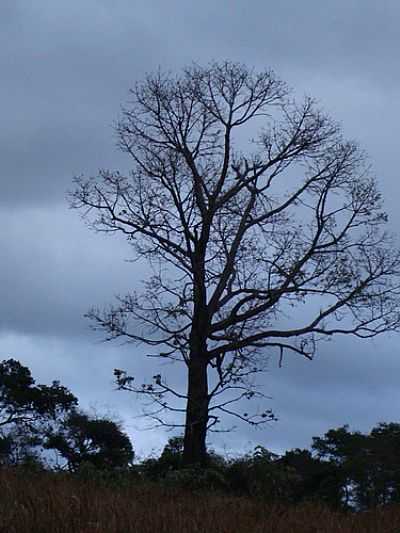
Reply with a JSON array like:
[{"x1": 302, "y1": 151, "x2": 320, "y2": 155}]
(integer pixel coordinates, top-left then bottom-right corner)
[{"x1": 2, "y1": 357, "x2": 400, "y2": 531}]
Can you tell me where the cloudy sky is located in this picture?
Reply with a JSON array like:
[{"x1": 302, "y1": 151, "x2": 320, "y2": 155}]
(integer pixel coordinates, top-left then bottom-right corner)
[{"x1": 2, "y1": 1, "x2": 400, "y2": 458}]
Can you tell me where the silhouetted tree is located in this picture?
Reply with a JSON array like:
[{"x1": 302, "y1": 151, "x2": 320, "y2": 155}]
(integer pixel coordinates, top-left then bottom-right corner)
[
  {"x1": 140, "y1": 435, "x2": 184, "y2": 479},
  {"x1": 279, "y1": 448, "x2": 343, "y2": 507},
  {"x1": 158, "y1": 435, "x2": 184, "y2": 470},
  {"x1": 365, "y1": 423, "x2": 400, "y2": 506},
  {"x1": 0, "y1": 359, "x2": 77, "y2": 466},
  {"x1": 312, "y1": 426, "x2": 368, "y2": 508},
  {"x1": 71, "y1": 61, "x2": 400, "y2": 465},
  {"x1": 44, "y1": 411, "x2": 134, "y2": 471},
  {"x1": 312, "y1": 424, "x2": 400, "y2": 509},
  {"x1": 0, "y1": 359, "x2": 77, "y2": 430}
]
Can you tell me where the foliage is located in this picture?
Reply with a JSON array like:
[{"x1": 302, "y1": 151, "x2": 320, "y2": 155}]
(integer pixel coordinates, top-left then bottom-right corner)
[
  {"x1": 0, "y1": 358, "x2": 77, "y2": 430},
  {"x1": 0, "y1": 358, "x2": 77, "y2": 466},
  {"x1": 225, "y1": 446, "x2": 298, "y2": 501},
  {"x1": 312, "y1": 423, "x2": 400, "y2": 509},
  {"x1": 140, "y1": 436, "x2": 184, "y2": 479},
  {"x1": 44, "y1": 410, "x2": 134, "y2": 471},
  {"x1": 0, "y1": 359, "x2": 134, "y2": 472},
  {"x1": 279, "y1": 448, "x2": 342, "y2": 507},
  {"x1": 138, "y1": 424, "x2": 400, "y2": 511},
  {"x1": 162, "y1": 465, "x2": 228, "y2": 491},
  {"x1": 140, "y1": 435, "x2": 226, "y2": 486}
]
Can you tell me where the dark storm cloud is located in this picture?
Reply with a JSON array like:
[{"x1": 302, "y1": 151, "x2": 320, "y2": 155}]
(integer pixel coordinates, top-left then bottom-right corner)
[
  {"x1": 2, "y1": 1, "x2": 400, "y2": 453},
  {"x1": 3, "y1": 1, "x2": 400, "y2": 207},
  {"x1": 1, "y1": 2, "x2": 152, "y2": 206}
]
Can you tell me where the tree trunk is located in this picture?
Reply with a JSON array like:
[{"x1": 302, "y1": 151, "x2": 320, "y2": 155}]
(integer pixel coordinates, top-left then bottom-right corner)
[
  {"x1": 183, "y1": 350, "x2": 209, "y2": 466},
  {"x1": 184, "y1": 244, "x2": 210, "y2": 466}
]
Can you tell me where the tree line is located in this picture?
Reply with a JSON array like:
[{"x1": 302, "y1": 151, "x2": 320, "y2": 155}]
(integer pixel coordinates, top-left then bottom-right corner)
[{"x1": 2, "y1": 357, "x2": 400, "y2": 512}]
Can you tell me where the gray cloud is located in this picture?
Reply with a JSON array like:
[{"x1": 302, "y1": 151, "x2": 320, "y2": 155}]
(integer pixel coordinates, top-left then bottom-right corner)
[
  {"x1": 3, "y1": 1, "x2": 400, "y2": 207},
  {"x1": 0, "y1": 206, "x2": 148, "y2": 336}
]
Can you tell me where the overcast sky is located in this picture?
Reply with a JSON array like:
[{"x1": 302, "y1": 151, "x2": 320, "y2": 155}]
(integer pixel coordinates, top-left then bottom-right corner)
[{"x1": 2, "y1": 1, "x2": 400, "y2": 458}]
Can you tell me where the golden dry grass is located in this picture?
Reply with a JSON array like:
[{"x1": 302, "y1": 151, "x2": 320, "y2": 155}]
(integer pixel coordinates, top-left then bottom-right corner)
[{"x1": 1, "y1": 469, "x2": 400, "y2": 533}]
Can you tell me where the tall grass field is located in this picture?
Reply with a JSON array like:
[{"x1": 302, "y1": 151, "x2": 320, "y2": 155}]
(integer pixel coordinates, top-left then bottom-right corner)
[{"x1": 2, "y1": 468, "x2": 400, "y2": 533}]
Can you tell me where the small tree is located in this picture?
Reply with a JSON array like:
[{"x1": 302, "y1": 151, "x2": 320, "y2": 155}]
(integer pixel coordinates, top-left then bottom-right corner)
[
  {"x1": 0, "y1": 358, "x2": 78, "y2": 465},
  {"x1": 140, "y1": 436, "x2": 184, "y2": 480},
  {"x1": 44, "y1": 410, "x2": 134, "y2": 471},
  {"x1": 71, "y1": 61, "x2": 400, "y2": 465}
]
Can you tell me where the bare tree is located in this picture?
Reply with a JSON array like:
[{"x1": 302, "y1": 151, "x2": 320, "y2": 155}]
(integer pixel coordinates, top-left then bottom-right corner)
[{"x1": 70, "y1": 62, "x2": 400, "y2": 466}]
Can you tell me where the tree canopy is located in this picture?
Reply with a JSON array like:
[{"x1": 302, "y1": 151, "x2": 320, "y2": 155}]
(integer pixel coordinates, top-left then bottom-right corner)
[
  {"x1": 70, "y1": 61, "x2": 400, "y2": 465},
  {"x1": 44, "y1": 410, "x2": 134, "y2": 471},
  {"x1": 0, "y1": 358, "x2": 77, "y2": 430}
]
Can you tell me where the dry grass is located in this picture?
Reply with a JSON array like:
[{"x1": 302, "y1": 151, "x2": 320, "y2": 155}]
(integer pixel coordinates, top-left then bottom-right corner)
[{"x1": 1, "y1": 468, "x2": 400, "y2": 533}]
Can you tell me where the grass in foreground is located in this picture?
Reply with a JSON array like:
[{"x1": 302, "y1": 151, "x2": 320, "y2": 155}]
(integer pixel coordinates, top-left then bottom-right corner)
[{"x1": 2, "y1": 469, "x2": 400, "y2": 533}]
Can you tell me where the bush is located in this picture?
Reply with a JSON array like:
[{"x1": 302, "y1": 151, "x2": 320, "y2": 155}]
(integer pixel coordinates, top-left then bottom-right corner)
[
  {"x1": 225, "y1": 446, "x2": 300, "y2": 500},
  {"x1": 162, "y1": 465, "x2": 229, "y2": 491}
]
